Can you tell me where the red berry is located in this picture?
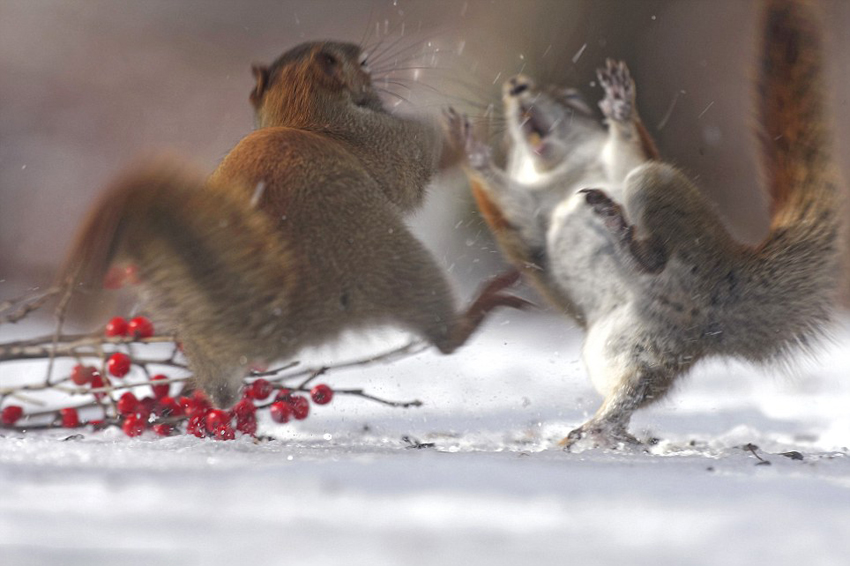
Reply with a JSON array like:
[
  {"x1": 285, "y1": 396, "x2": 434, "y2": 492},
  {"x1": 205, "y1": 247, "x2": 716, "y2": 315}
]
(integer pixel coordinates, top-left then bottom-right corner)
[
  {"x1": 127, "y1": 316, "x2": 154, "y2": 339},
  {"x1": 152, "y1": 423, "x2": 173, "y2": 436},
  {"x1": 156, "y1": 396, "x2": 183, "y2": 418},
  {"x1": 122, "y1": 414, "x2": 145, "y2": 437},
  {"x1": 104, "y1": 317, "x2": 128, "y2": 338},
  {"x1": 137, "y1": 396, "x2": 156, "y2": 419},
  {"x1": 69, "y1": 364, "x2": 94, "y2": 386},
  {"x1": 246, "y1": 379, "x2": 273, "y2": 400},
  {"x1": 192, "y1": 390, "x2": 212, "y2": 408},
  {"x1": 187, "y1": 413, "x2": 207, "y2": 438},
  {"x1": 310, "y1": 384, "x2": 334, "y2": 405},
  {"x1": 214, "y1": 424, "x2": 235, "y2": 441},
  {"x1": 205, "y1": 409, "x2": 229, "y2": 433},
  {"x1": 150, "y1": 375, "x2": 169, "y2": 399},
  {"x1": 90, "y1": 373, "x2": 106, "y2": 401},
  {"x1": 178, "y1": 395, "x2": 198, "y2": 414},
  {"x1": 107, "y1": 352, "x2": 132, "y2": 378},
  {"x1": 235, "y1": 414, "x2": 257, "y2": 436},
  {"x1": 117, "y1": 392, "x2": 139, "y2": 415},
  {"x1": 275, "y1": 388, "x2": 293, "y2": 403},
  {"x1": 289, "y1": 396, "x2": 310, "y2": 420},
  {"x1": 1, "y1": 405, "x2": 24, "y2": 426},
  {"x1": 231, "y1": 399, "x2": 256, "y2": 420},
  {"x1": 60, "y1": 408, "x2": 80, "y2": 428},
  {"x1": 269, "y1": 401, "x2": 292, "y2": 424}
]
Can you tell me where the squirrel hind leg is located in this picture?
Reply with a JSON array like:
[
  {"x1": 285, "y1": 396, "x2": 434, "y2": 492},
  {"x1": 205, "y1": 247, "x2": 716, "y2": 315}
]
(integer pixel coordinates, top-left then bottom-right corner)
[
  {"x1": 562, "y1": 322, "x2": 683, "y2": 449},
  {"x1": 436, "y1": 269, "x2": 533, "y2": 354},
  {"x1": 180, "y1": 339, "x2": 246, "y2": 409},
  {"x1": 560, "y1": 364, "x2": 679, "y2": 450}
]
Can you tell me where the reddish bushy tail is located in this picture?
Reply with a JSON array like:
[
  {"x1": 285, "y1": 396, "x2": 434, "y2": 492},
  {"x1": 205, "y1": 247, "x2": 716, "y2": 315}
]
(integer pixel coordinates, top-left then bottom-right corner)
[
  {"x1": 758, "y1": 0, "x2": 838, "y2": 229},
  {"x1": 744, "y1": 0, "x2": 842, "y2": 359}
]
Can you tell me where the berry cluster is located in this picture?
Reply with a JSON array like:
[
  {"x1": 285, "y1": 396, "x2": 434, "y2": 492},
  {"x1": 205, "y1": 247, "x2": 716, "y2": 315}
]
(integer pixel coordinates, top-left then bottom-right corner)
[
  {"x1": 1, "y1": 315, "x2": 338, "y2": 440},
  {"x1": 177, "y1": 380, "x2": 334, "y2": 441}
]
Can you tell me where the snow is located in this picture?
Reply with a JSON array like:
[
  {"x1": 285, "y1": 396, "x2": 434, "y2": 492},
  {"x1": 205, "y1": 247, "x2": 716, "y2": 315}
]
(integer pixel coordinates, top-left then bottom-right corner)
[{"x1": 1, "y1": 313, "x2": 850, "y2": 565}]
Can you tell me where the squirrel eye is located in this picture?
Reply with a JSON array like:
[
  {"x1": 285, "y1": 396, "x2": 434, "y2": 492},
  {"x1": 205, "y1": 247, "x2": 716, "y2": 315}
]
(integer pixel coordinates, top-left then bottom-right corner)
[{"x1": 322, "y1": 53, "x2": 337, "y2": 66}]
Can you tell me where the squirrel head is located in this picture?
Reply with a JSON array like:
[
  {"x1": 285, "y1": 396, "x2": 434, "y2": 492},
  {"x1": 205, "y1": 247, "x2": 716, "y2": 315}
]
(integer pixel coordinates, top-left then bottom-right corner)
[
  {"x1": 501, "y1": 74, "x2": 597, "y2": 177},
  {"x1": 250, "y1": 41, "x2": 384, "y2": 129}
]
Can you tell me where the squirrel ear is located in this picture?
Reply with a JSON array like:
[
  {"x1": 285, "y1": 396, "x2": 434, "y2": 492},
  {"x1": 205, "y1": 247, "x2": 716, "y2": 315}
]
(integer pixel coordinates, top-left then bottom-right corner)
[{"x1": 249, "y1": 64, "x2": 269, "y2": 109}]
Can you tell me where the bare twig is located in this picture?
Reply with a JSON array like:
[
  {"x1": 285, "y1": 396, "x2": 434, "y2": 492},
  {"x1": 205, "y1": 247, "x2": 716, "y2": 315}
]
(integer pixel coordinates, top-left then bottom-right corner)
[
  {"x1": 0, "y1": 286, "x2": 61, "y2": 323},
  {"x1": 336, "y1": 388, "x2": 423, "y2": 408},
  {"x1": 0, "y1": 333, "x2": 177, "y2": 362},
  {"x1": 248, "y1": 361, "x2": 300, "y2": 377},
  {"x1": 46, "y1": 283, "x2": 76, "y2": 384}
]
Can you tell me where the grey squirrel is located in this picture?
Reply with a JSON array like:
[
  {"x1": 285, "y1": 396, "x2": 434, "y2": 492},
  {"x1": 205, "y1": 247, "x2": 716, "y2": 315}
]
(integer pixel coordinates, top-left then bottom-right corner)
[
  {"x1": 59, "y1": 41, "x2": 528, "y2": 408},
  {"x1": 452, "y1": 0, "x2": 841, "y2": 447}
]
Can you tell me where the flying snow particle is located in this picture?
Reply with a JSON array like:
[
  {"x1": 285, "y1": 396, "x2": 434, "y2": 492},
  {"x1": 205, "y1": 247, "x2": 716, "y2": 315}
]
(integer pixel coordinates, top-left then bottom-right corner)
[{"x1": 572, "y1": 43, "x2": 587, "y2": 63}]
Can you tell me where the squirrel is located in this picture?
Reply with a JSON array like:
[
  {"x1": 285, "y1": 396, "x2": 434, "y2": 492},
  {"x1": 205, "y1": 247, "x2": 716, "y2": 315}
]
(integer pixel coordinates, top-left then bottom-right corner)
[
  {"x1": 459, "y1": 59, "x2": 660, "y2": 325},
  {"x1": 59, "y1": 41, "x2": 528, "y2": 409},
  {"x1": 451, "y1": 0, "x2": 842, "y2": 448}
]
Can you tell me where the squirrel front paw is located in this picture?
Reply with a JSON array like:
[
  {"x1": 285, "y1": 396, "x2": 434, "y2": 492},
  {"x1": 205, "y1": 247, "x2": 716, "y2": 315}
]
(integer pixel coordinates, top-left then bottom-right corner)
[
  {"x1": 580, "y1": 188, "x2": 668, "y2": 274},
  {"x1": 597, "y1": 59, "x2": 635, "y2": 123},
  {"x1": 579, "y1": 188, "x2": 633, "y2": 243},
  {"x1": 443, "y1": 107, "x2": 493, "y2": 172}
]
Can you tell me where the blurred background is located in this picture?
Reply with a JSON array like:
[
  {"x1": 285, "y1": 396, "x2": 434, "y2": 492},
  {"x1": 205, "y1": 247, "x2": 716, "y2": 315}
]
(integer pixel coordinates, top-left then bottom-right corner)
[{"x1": 1, "y1": 0, "x2": 848, "y2": 309}]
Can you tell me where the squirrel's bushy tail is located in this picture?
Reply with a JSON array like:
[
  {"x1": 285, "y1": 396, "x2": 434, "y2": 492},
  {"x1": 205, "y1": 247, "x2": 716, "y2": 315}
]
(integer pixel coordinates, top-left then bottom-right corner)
[
  {"x1": 759, "y1": 0, "x2": 837, "y2": 226},
  {"x1": 59, "y1": 157, "x2": 294, "y2": 377},
  {"x1": 747, "y1": 0, "x2": 841, "y2": 357},
  {"x1": 61, "y1": 157, "x2": 291, "y2": 299}
]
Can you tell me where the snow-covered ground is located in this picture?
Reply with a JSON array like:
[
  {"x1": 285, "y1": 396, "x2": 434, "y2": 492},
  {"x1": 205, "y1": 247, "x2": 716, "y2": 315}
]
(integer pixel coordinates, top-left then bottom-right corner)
[{"x1": 1, "y1": 312, "x2": 849, "y2": 566}]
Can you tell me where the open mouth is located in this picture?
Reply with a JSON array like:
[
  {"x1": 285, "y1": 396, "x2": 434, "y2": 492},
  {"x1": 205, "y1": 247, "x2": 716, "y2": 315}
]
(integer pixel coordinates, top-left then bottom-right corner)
[{"x1": 518, "y1": 104, "x2": 550, "y2": 154}]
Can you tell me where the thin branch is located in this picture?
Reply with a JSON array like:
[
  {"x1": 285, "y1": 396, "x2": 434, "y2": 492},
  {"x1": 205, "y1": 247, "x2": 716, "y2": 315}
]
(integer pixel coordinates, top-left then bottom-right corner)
[
  {"x1": 0, "y1": 286, "x2": 61, "y2": 322},
  {"x1": 0, "y1": 333, "x2": 177, "y2": 362},
  {"x1": 334, "y1": 388, "x2": 422, "y2": 408}
]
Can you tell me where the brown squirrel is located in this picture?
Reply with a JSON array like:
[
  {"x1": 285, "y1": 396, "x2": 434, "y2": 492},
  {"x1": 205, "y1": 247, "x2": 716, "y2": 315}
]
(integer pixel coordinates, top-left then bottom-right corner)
[
  {"x1": 452, "y1": 0, "x2": 842, "y2": 447},
  {"x1": 59, "y1": 41, "x2": 528, "y2": 408}
]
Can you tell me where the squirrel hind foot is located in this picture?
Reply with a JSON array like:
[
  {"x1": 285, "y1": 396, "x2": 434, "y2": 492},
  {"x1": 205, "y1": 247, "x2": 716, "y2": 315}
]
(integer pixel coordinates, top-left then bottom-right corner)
[
  {"x1": 559, "y1": 419, "x2": 641, "y2": 451},
  {"x1": 435, "y1": 269, "x2": 533, "y2": 354}
]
